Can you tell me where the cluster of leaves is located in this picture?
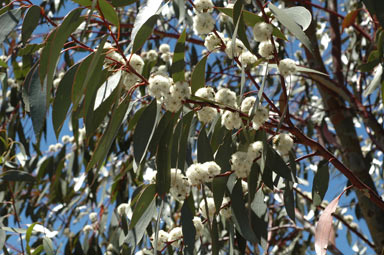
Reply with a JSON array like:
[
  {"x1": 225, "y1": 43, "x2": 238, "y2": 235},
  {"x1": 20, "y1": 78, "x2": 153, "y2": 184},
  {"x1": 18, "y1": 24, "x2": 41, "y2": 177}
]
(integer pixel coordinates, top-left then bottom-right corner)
[{"x1": 0, "y1": 0, "x2": 384, "y2": 254}]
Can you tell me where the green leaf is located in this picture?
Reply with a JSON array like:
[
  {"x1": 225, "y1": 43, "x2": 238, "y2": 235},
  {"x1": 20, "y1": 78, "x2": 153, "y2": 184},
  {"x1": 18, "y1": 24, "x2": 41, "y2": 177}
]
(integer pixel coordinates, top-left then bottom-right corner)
[
  {"x1": 269, "y1": 3, "x2": 313, "y2": 53},
  {"x1": 312, "y1": 160, "x2": 329, "y2": 206},
  {"x1": 39, "y1": 8, "x2": 85, "y2": 104},
  {"x1": 284, "y1": 180, "x2": 295, "y2": 222},
  {"x1": 0, "y1": 229, "x2": 5, "y2": 251},
  {"x1": 156, "y1": 119, "x2": 175, "y2": 197},
  {"x1": 0, "y1": 8, "x2": 22, "y2": 45},
  {"x1": 181, "y1": 201, "x2": 196, "y2": 255},
  {"x1": 148, "y1": 111, "x2": 174, "y2": 155},
  {"x1": 266, "y1": 144, "x2": 294, "y2": 181},
  {"x1": 52, "y1": 62, "x2": 80, "y2": 138},
  {"x1": 251, "y1": 188, "x2": 267, "y2": 218},
  {"x1": 22, "y1": 5, "x2": 41, "y2": 43},
  {"x1": 363, "y1": 64, "x2": 383, "y2": 97},
  {"x1": 282, "y1": 7, "x2": 312, "y2": 31},
  {"x1": 18, "y1": 43, "x2": 44, "y2": 56},
  {"x1": 86, "y1": 95, "x2": 130, "y2": 171},
  {"x1": 171, "y1": 29, "x2": 186, "y2": 82},
  {"x1": 132, "y1": 15, "x2": 158, "y2": 53},
  {"x1": 197, "y1": 128, "x2": 214, "y2": 163},
  {"x1": 129, "y1": 184, "x2": 156, "y2": 230},
  {"x1": 23, "y1": 63, "x2": 46, "y2": 137},
  {"x1": 98, "y1": 0, "x2": 119, "y2": 28},
  {"x1": 191, "y1": 55, "x2": 208, "y2": 94},
  {"x1": 43, "y1": 237, "x2": 54, "y2": 255},
  {"x1": 177, "y1": 111, "x2": 194, "y2": 172},
  {"x1": 111, "y1": 0, "x2": 138, "y2": 7},
  {"x1": 230, "y1": 180, "x2": 258, "y2": 243},
  {"x1": 232, "y1": 1, "x2": 251, "y2": 51},
  {"x1": 26, "y1": 223, "x2": 37, "y2": 253},
  {"x1": 133, "y1": 100, "x2": 158, "y2": 164},
  {"x1": 211, "y1": 217, "x2": 220, "y2": 255}
]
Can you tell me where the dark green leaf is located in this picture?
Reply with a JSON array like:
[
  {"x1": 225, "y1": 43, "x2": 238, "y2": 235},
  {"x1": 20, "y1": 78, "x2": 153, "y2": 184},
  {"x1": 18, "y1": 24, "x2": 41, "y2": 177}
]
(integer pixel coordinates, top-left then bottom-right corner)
[
  {"x1": 133, "y1": 100, "x2": 158, "y2": 163},
  {"x1": 111, "y1": 0, "x2": 138, "y2": 7},
  {"x1": 39, "y1": 8, "x2": 85, "y2": 104},
  {"x1": 130, "y1": 184, "x2": 156, "y2": 230},
  {"x1": 86, "y1": 95, "x2": 130, "y2": 171},
  {"x1": 262, "y1": 165, "x2": 274, "y2": 190},
  {"x1": 18, "y1": 43, "x2": 44, "y2": 56},
  {"x1": 181, "y1": 201, "x2": 195, "y2": 255},
  {"x1": 52, "y1": 62, "x2": 80, "y2": 138},
  {"x1": 148, "y1": 111, "x2": 174, "y2": 155},
  {"x1": 98, "y1": 0, "x2": 119, "y2": 28},
  {"x1": 22, "y1": 5, "x2": 40, "y2": 43},
  {"x1": 0, "y1": 8, "x2": 22, "y2": 45},
  {"x1": 23, "y1": 63, "x2": 46, "y2": 137},
  {"x1": 232, "y1": 1, "x2": 251, "y2": 51},
  {"x1": 177, "y1": 111, "x2": 194, "y2": 172},
  {"x1": 312, "y1": 160, "x2": 329, "y2": 206},
  {"x1": 266, "y1": 144, "x2": 294, "y2": 181},
  {"x1": 211, "y1": 217, "x2": 220, "y2": 255},
  {"x1": 269, "y1": 3, "x2": 313, "y2": 53},
  {"x1": 171, "y1": 29, "x2": 186, "y2": 82},
  {"x1": 191, "y1": 55, "x2": 208, "y2": 94},
  {"x1": 197, "y1": 128, "x2": 214, "y2": 163},
  {"x1": 0, "y1": 229, "x2": 4, "y2": 251},
  {"x1": 284, "y1": 180, "x2": 295, "y2": 222},
  {"x1": 0, "y1": 170, "x2": 35, "y2": 182},
  {"x1": 132, "y1": 15, "x2": 158, "y2": 53},
  {"x1": 230, "y1": 180, "x2": 258, "y2": 243}
]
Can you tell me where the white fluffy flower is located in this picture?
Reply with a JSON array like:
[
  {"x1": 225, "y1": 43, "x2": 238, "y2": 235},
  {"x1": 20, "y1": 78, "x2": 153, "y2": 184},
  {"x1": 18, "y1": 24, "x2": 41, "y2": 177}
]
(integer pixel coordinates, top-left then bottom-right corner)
[
  {"x1": 61, "y1": 135, "x2": 73, "y2": 144},
  {"x1": 204, "y1": 32, "x2": 223, "y2": 51},
  {"x1": 103, "y1": 42, "x2": 124, "y2": 66},
  {"x1": 161, "y1": 52, "x2": 173, "y2": 63},
  {"x1": 221, "y1": 111, "x2": 242, "y2": 130},
  {"x1": 193, "y1": 13, "x2": 215, "y2": 35},
  {"x1": 186, "y1": 163, "x2": 207, "y2": 185},
  {"x1": 239, "y1": 51, "x2": 257, "y2": 66},
  {"x1": 231, "y1": 151, "x2": 253, "y2": 178},
  {"x1": 151, "y1": 230, "x2": 169, "y2": 250},
  {"x1": 202, "y1": 161, "x2": 221, "y2": 181},
  {"x1": 247, "y1": 141, "x2": 263, "y2": 161},
  {"x1": 170, "y1": 81, "x2": 191, "y2": 100},
  {"x1": 147, "y1": 49, "x2": 158, "y2": 62},
  {"x1": 163, "y1": 93, "x2": 183, "y2": 112},
  {"x1": 148, "y1": 74, "x2": 172, "y2": 100},
  {"x1": 215, "y1": 88, "x2": 237, "y2": 107},
  {"x1": 159, "y1": 44, "x2": 171, "y2": 54},
  {"x1": 168, "y1": 227, "x2": 183, "y2": 247},
  {"x1": 170, "y1": 169, "x2": 191, "y2": 201},
  {"x1": 253, "y1": 22, "x2": 273, "y2": 42},
  {"x1": 251, "y1": 105, "x2": 269, "y2": 130},
  {"x1": 122, "y1": 54, "x2": 144, "y2": 90},
  {"x1": 117, "y1": 203, "x2": 129, "y2": 216},
  {"x1": 194, "y1": 0, "x2": 214, "y2": 12},
  {"x1": 225, "y1": 39, "x2": 246, "y2": 59},
  {"x1": 278, "y1": 58, "x2": 297, "y2": 77},
  {"x1": 193, "y1": 217, "x2": 204, "y2": 238},
  {"x1": 258, "y1": 41, "x2": 274, "y2": 59},
  {"x1": 199, "y1": 197, "x2": 216, "y2": 219},
  {"x1": 89, "y1": 212, "x2": 98, "y2": 223},
  {"x1": 195, "y1": 87, "x2": 215, "y2": 100},
  {"x1": 240, "y1": 96, "x2": 256, "y2": 114},
  {"x1": 273, "y1": 133, "x2": 294, "y2": 155},
  {"x1": 83, "y1": 224, "x2": 93, "y2": 233},
  {"x1": 220, "y1": 197, "x2": 231, "y2": 219},
  {"x1": 197, "y1": 107, "x2": 217, "y2": 123},
  {"x1": 129, "y1": 54, "x2": 145, "y2": 74}
]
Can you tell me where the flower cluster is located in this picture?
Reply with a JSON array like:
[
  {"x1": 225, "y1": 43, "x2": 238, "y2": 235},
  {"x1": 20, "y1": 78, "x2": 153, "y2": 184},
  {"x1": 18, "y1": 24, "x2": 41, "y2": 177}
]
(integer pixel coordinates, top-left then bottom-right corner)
[
  {"x1": 273, "y1": 133, "x2": 294, "y2": 155},
  {"x1": 199, "y1": 197, "x2": 216, "y2": 219},
  {"x1": 204, "y1": 32, "x2": 224, "y2": 51},
  {"x1": 231, "y1": 141, "x2": 264, "y2": 178},
  {"x1": 159, "y1": 43, "x2": 173, "y2": 63},
  {"x1": 195, "y1": 87, "x2": 217, "y2": 123},
  {"x1": 240, "y1": 96, "x2": 269, "y2": 130},
  {"x1": 122, "y1": 54, "x2": 145, "y2": 90},
  {"x1": 170, "y1": 168, "x2": 191, "y2": 201},
  {"x1": 278, "y1": 58, "x2": 297, "y2": 77},
  {"x1": 253, "y1": 22, "x2": 273, "y2": 42},
  {"x1": 193, "y1": 0, "x2": 215, "y2": 35},
  {"x1": 186, "y1": 161, "x2": 221, "y2": 185}
]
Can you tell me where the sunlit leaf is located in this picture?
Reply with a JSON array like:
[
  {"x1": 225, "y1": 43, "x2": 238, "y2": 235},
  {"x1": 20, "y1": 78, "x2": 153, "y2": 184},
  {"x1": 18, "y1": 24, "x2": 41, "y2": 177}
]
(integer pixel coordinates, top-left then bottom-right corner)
[{"x1": 191, "y1": 55, "x2": 208, "y2": 94}]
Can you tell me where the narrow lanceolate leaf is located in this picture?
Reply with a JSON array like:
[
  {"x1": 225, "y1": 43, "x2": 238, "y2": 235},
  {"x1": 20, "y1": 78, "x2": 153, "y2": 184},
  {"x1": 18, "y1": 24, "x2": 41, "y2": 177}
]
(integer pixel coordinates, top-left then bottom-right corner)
[
  {"x1": 52, "y1": 63, "x2": 80, "y2": 138},
  {"x1": 0, "y1": 229, "x2": 5, "y2": 251},
  {"x1": 111, "y1": 0, "x2": 138, "y2": 7},
  {"x1": 232, "y1": 0, "x2": 251, "y2": 51},
  {"x1": 312, "y1": 161, "x2": 330, "y2": 206},
  {"x1": 22, "y1": 6, "x2": 41, "y2": 43},
  {"x1": 133, "y1": 100, "x2": 158, "y2": 164},
  {"x1": 156, "y1": 119, "x2": 175, "y2": 197},
  {"x1": 230, "y1": 180, "x2": 258, "y2": 243},
  {"x1": 269, "y1": 3, "x2": 313, "y2": 53},
  {"x1": 284, "y1": 180, "x2": 295, "y2": 222},
  {"x1": 315, "y1": 193, "x2": 343, "y2": 255},
  {"x1": 23, "y1": 63, "x2": 46, "y2": 137},
  {"x1": 0, "y1": 8, "x2": 22, "y2": 45},
  {"x1": 281, "y1": 7, "x2": 312, "y2": 31},
  {"x1": 132, "y1": 15, "x2": 158, "y2": 52},
  {"x1": 129, "y1": 184, "x2": 156, "y2": 230},
  {"x1": 0, "y1": 170, "x2": 35, "y2": 182},
  {"x1": 43, "y1": 237, "x2": 54, "y2": 255},
  {"x1": 342, "y1": 9, "x2": 359, "y2": 31},
  {"x1": 97, "y1": 0, "x2": 119, "y2": 28},
  {"x1": 86, "y1": 95, "x2": 130, "y2": 171},
  {"x1": 266, "y1": 144, "x2": 294, "y2": 181},
  {"x1": 39, "y1": 8, "x2": 84, "y2": 103},
  {"x1": 191, "y1": 55, "x2": 208, "y2": 94},
  {"x1": 171, "y1": 29, "x2": 186, "y2": 82},
  {"x1": 177, "y1": 111, "x2": 194, "y2": 173},
  {"x1": 181, "y1": 201, "x2": 196, "y2": 255},
  {"x1": 197, "y1": 128, "x2": 214, "y2": 163},
  {"x1": 363, "y1": 64, "x2": 383, "y2": 97}
]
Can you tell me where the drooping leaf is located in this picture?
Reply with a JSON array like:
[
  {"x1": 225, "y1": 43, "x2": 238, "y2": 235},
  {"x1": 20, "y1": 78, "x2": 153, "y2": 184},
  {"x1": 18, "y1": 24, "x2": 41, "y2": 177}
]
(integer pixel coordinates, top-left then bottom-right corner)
[
  {"x1": 23, "y1": 63, "x2": 46, "y2": 137},
  {"x1": 342, "y1": 9, "x2": 359, "y2": 31},
  {"x1": 232, "y1": 1, "x2": 251, "y2": 51},
  {"x1": 133, "y1": 100, "x2": 158, "y2": 164},
  {"x1": 0, "y1": 170, "x2": 35, "y2": 182},
  {"x1": 93, "y1": 70, "x2": 122, "y2": 110},
  {"x1": 0, "y1": 8, "x2": 22, "y2": 45},
  {"x1": 0, "y1": 229, "x2": 5, "y2": 251},
  {"x1": 22, "y1": 5, "x2": 41, "y2": 43},
  {"x1": 191, "y1": 55, "x2": 208, "y2": 94},
  {"x1": 181, "y1": 201, "x2": 196, "y2": 255},
  {"x1": 43, "y1": 237, "x2": 54, "y2": 255},
  {"x1": 129, "y1": 184, "x2": 156, "y2": 230},
  {"x1": 52, "y1": 62, "x2": 80, "y2": 138},
  {"x1": 284, "y1": 180, "x2": 295, "y2": 222},
  {"x1": 281, "y1": 7, "x2": 312, "y2": 31},
  {"x1": 177, "y1": 111, "x2": 194, "y2": 172},
  {"x1": 171, "y1": 29, "x2": 186, "y2": 82},
  {"x1": 363, "y1": 64, "x2": 383, "y2": 97},
  {"x1": 266, "y1": 144, "x2": 294, "y2": 181},
  {"x1": 230, "y1": 179, "x2": 258, "y2": 243},
  {"x1": 148, "y1": 111, "x2": 174, "y2": 155},
  {"x1": 86, "y1": 95, "x2": 130, "y2": 171},
  {"x1": 312, "y1": 161, "x2": 330, "y2": 206},
  {"x1": 111, "y1": 0, "x2": 138, "y2": 7},
  {"x1": 211, "y1": 217, "x2": 220, "y2": 255},
  {"x1": 197, "y1": 128, "x2": 214, "y2": 163},
  {"x1": 251, "y1": 188, "x2": 267, "y2": 218},
  {"x1": 18, "y1": 43, "x2": 44, "y2": 56},
  {"x1": 269, "y1": 3, "x2": 313, "y2": 53},
  {"x1": 97, "y1": 0, "x2": 119, "y2": 28}
]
